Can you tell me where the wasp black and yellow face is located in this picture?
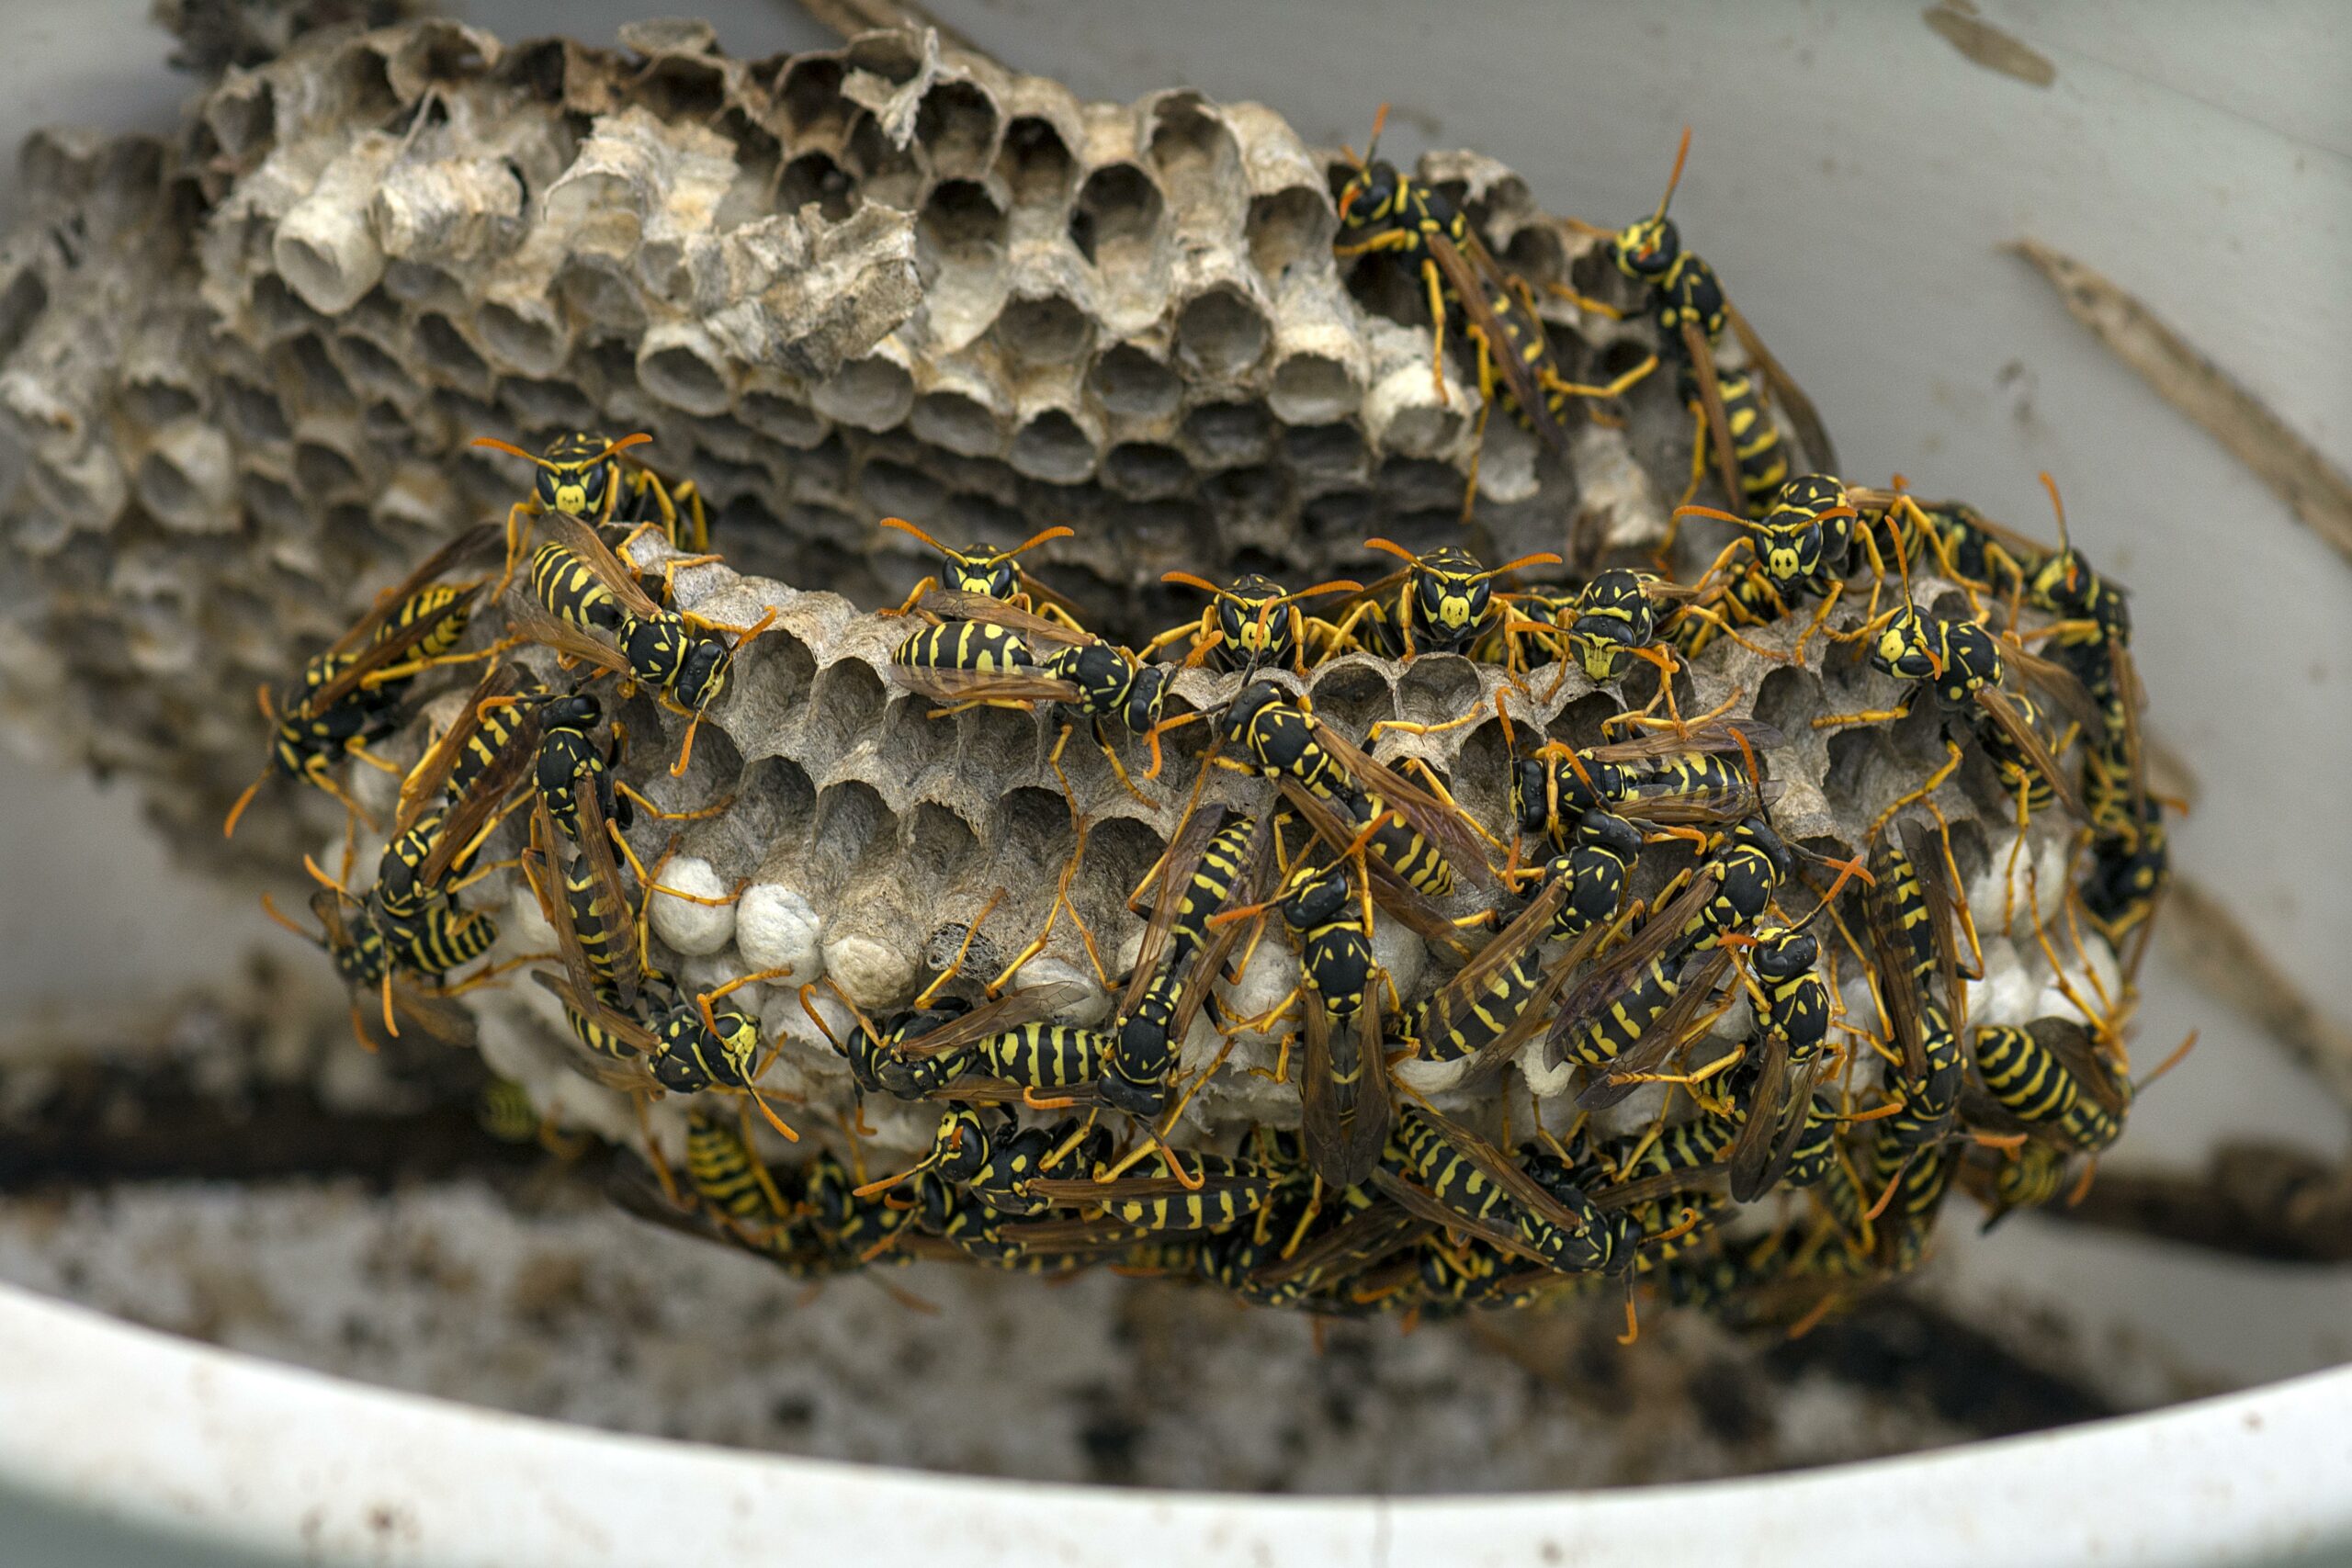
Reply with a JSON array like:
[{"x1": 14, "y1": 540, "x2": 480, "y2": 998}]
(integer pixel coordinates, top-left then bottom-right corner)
[
  {"x1": 1336, "y1": 159, "x2": 1404, "y2": 233},
  {"x1": 535, "y1": 433, "x2": 617, "y2": 517},
  {"x1": 1871, "y1": 606, "x2": 1939, "y2": 683},
  {"x1": 675, "y1": 637, "x2": 732, "y2": 711},
  {"x1": 947, "y1": 548, "x2": 1019, "y2": 600},
  {"x1": 1613, "y1": 214, "x2": 1680, "y2": 279},
  {"x1": 1216, "y1": 574, "x2": 1295, "y2": 666},
  {"x1": 1411, "y1": 548, "x2": 1490, "y2": 643}
]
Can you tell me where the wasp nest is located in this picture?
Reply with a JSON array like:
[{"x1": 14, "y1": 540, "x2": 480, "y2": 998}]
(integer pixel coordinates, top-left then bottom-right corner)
[{"x1": 0, "y1": 17, "x2": 2154, "y2": 1319}]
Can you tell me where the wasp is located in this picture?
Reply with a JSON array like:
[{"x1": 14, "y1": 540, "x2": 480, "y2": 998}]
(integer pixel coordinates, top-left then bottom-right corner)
[
  {"x1": 1223, "y1": 846, "x2": 1391, "y2": 1189},
  {"x1": 472, "y1": 430, "x2": 708, "y2": 556},
  {"x1": 1860, "y1": 830, "x2": 1970, "y2": 1158},
  {"x1": 1968, "y1": 1018, "x2": 2129, "y2": 1154},
  {"x1": 1555, "y1": 126, "x2": 1836, "y2": 513},
  {"x1": 223, "y1": 524, "x2": 501, "y2": 838},
  {"x1": 1205, "y1": 681, "x2": 1499, "y2": 913},
  {"x1": 503, "y1": 512, "x2": 776, "y2": 778},
  {"x1": 1815, "y1": 603, "x2": 2091, "y2": 826},
  {"x1": 806, "y1": 976, "x2": 1093, "y2": 1108},
  {"x1": 1381, "y1": 1107, "x2": 1634, "y2": 1280},
  {"x1": 1335, "y1": 105, "x2": 1658, "y2": 520},
  {"x1": 1553, "y1": 568, "x2": 1705, "y2": 688},
  {"x1": 261, "y1": 886, "x2": 485, "y2": 1050},
  {"x1": 1322, "y1": 539, "x2": 1565, "y2": 664},
  {"x1": 1023, "y1": 1143, "x2": 1292, "y2": 1240},
  {"x1": 864, "y1": 1106, "x2": 1066, "y2": 1216},
  {"x1": 1102, "y1": 811, "x2": 1269, "y2": 1119},
  {"x1": 1664, "y1": 475, "x2": 1881, "y2": 656},
  {"x1": 876, "y1": 515, "x2": 1090, "y2": 631},
  {"x1": 1673, "y1": 361, "x2": 1791, "y2": 515},
  {"x1": 1720, "y1": 920, "x2": 1838, "y2": 1201},
  {"x1": 1399, "y1": 810, "x2": 1644, "y2": 1076},
  {"x1": 1510, "y1": 717, "x2": 1781, "y2": 859},
  {"x1": 522, "y1": 815, "x2": 795, "y2": 1136},
  {"x1": 889, "y1": 589, "x2": 1173, "y2": 802},
  {"x1": 1142, "y1": 570, "x2": 1363, "y2": 675}
]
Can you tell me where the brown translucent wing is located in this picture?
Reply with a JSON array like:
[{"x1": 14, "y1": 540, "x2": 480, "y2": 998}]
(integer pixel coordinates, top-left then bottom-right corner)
[
  {"x1": 537, "y1": 510, "x2": 666, "y2": 620},
  {"x1": 1023, "y1": 1166, "x2": 1272, "y2": 1206},
  {"x1": 326, "y1": 523, "x2": 500, "y2": 656},
  {"x1": 1864, "y1": 853, "x2": 1929, "y2": 1087},
  {"x1": 913, "y1": 588, "x2": 1097, "y2": 650},
  {"x1": 1577, "y1": 944, "x2": 1736, "y2": 1111},
  {"x1": 1680, "y1": 318, "x2": 1747, "y2": 511},
  {"x1": 889, "y1": 666, "x2": 1080, "y2": 706},
  {"x1": 1549, "y1": 867, "x2": 1722, "y2": 1051},
  {"x1": 1278, "y1": 782, "x2": 1477, "y2": 963},
  {"x1": 386, "y1": 982, "x2": 482, "y2": 1049},
  {"x1": 1425, "y1": 229, "x2": 1569, "y2": 454},
  {"x1": 1406, "y1": 1105, "x2": 1599, "y2": 1246},
  {"x1": 1730, "y1": 1049, "x2": 1833, "y2": 1204},
  {"x1": 565, "y1": 769, "x2": 642, "y2": 1009},
  {"x1": 502, "y1": 592, "x2": 634, "y2": 681},
  {"x1": 302, "y1": 585, "x2": 485, "y2": 716},
  {"x1": 398, "y1": 662, "x2": 527, "y2": 836},
  {"x1": 522, "y1": 826, "x2": 613, "y2": 1016},
  {"x1": 922, "y1": 1077, "x2": 1105, "y2": 1108},
  {"x1": 1298, "y1": 992, "x2": 1389, "y2": 1189},
  {"x1": 1616, "y1": 778, "x2": 1782, "y2": 830},
  {"x1": 1459, "y1": 917, "x2": 1617, "y2": 1089},
  {"x1": 529, "y1": 970, "x2": 663, "y2": 1092},
  {"x1": 2108, "y1": 641, "x2": 2151, "y2": 820},
  {"x1": 2036, "y1": 1016, "x2": 2131, "y2": 1119},
  {"x1": 891, "y1": 981, "x2": 1097, "y2": 1059},
  {"x1": 1981, "y1": 678, "x2": 2088, "y2": 819},
  {"x1": 1250, "y1": 1203, "x2": 1432, "y2": 1288},
  {"x1": 1902, "y1": 818, "x2": 1968, "y2": 1030},
  {"x1": 1588, "y1": 718, "x2": 1785, "y2": 764},
  {"x1": 2003, "y1": 639, "x2": 2103, "y2": 742},
  {"x1": 1410, "y1": 874, "x2": 1571, "y2": 1053},
  {"x1": 1308, "y1": 717, "x2": 1501, "y2": 889},
  {"x1": 1160, "y1": 845, "x2": 1268, "y2": 1047},
  {"x1": 1724, "y1": 302, "x2": 1838, "y2": 475},
  {"x1": 416, "y1": 707, "x2": 538, "y2": 889},
  {"x1": 1593, "y1": 1162, "x2": 1728, "y2": 1212},
  {"x1": 308, "y1": 887, "x2": 354, "y2": 953},
  {"x1": 1366, "y1": 1168, "x2": 1551, "y2": 1267}
]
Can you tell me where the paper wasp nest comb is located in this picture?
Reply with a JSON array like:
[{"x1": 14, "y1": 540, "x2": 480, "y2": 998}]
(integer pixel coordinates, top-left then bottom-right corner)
[{"x1": 0, "y1": 16, "x2": 1713, "y2": 861}]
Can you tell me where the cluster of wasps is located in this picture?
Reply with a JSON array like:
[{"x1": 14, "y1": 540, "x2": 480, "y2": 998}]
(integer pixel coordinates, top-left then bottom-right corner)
[{"x1": 230, "y1": 113, "x2": 2176, "y2": 1334}]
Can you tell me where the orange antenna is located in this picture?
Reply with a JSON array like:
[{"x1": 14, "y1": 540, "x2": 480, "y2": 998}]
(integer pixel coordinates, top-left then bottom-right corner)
[
  {"x1": 1363, "y1": 536, "x2": 1423, "y2": 570},
  {"x1": 1476, "y1": 551, "x2": 1564, "y2": 583},
  {"x1": 2039, "y1": 470, "x2": 2080, "y2": 591},
  {"x1": 470, "y1": 432, "x2": 650, "y2": 472},
  {"x1": 987, "y1": 525, "x2": 1075, "y2": 565},
  {"x1": 1656, "y1": 125, "x2": 1693, "y2": 222}
]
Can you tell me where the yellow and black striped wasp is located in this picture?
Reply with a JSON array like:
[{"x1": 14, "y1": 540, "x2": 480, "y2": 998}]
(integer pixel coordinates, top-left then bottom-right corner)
[
  {"x1": 1555, "y1": 568, "x2": 1706, "y2": 688},
  {"x1": 503, "y1": 510, "x2": 777, "y2": 777},
  {"x1": 223, "y1": 523, "x2": 501, "y2": 839},
  {"x1": 1510, "y1": 716, "x2": 1781, "y2": 861},
  {"x1": 261, "y1": 886, "x2": 485, "y2": 1051},
  {"x1": 521, "y1": 806, "x2": 797, "y2": 1140},
  {"x1": 1142, "y1": 570, "x2": 1363, "y2": 675},
  {"x1": 1020, "y1": 1135, "x2": 1298, "y2": 1246},
  {"x1": 1966, "y1": 1017, "x2": 2130, "y2": 1155},
  {"x1": 1102, "y1": 809, "x2": 1269, "y2": 1120},
  {"x1": 1815, "y1": 598, "x2": 2093, "y2": 834},
  {"x1": 471, "y1": 430, "x2": 707, "y2": 558},
  {"x1": 888, "y1": 589, "x2": 1174, "y2": 803},
  {"x1": 1380, "y1": 1106, "x2": 1635, "y2": 1283},
  {"x1": 1335, "y1": 104, "x2": 1657, "y2": 519},
  {"x1": 1321, "y1": 538, "x2": 1565, "y2": 666},
  {"x1": 876, "y1": 515, "x2": 1090, "y2": 631},
  {"x1": 837, "y1": 978, "x2": 1102, "y2": 1110},
  {"x1": 1397, "y1": 809, "x2": 1644, "y2": 1080},
  {"x1": 1555, "y1": 125, "x2": 1836, "y2": 513}
]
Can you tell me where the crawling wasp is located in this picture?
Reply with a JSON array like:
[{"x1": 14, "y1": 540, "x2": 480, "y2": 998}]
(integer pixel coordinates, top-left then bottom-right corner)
[
  {"x1": 1968, "y1": 1018, "x2": 2129, "y2": 1155},
  {"x1": 1555, "y1": 126, "x2": 1836, "y2": 511},
  {"x1": 1102, "y1": 810, "x2": 1269, "y2": 1118},
  {"x1": 876, "y1": 516, "x2": 1090, "y2": 631},
  {"x1": 261, "y1": 886, "x2": 483, "y2": 1050},
  {"x1": 223, "y1": 523, "x2": 501, "y2": 839},
  {"x1": 1510, "y1": 716, "x2": 1781, "y2": 856},
  {"x1": 472, "y1": 430, "x2": 710, "y2": 554},
  {"x1": 1335, "y1": 105, "x2": 1657, "y2": 518},
  {"x1": 1399, "y1": 810, "x2": 1644, "y2": 1077},
  {"x1": 802, "y1": 976, "x2": 1093, "y2": 1110},
  {"x1": 1555, "y1": 568, "x2": 1704, "y2": 687},
  {"x1": 1142, "y1": 571, "x2": 1361, "y2": 675},
  {"x1": 1380, "y1": 1106, "x2": 1634, "y2": 1280},
  {"x1": 504, "y1": 511, "x2": 777, "y2": 777},
  {"x1": 1862, "y1": 828, "x2": 1970, "y2": 1155},
  {"x1": 1322, "y1": 539, "x2": 1565, "y2": 663},
  {"x1": 889, "y1": 589, "x2": 1174, "y2": 802}
]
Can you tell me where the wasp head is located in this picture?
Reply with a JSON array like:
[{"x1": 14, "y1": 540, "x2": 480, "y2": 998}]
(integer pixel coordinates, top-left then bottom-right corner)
[{"x1": 1613, "y1": 214, "x2": 1680, "y2": 279}]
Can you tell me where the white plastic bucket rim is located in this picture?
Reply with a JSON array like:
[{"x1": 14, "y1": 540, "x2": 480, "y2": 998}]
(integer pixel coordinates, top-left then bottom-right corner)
[{"x1": 1, "y1": 1282, "x2": 2347, "y2": 1568}]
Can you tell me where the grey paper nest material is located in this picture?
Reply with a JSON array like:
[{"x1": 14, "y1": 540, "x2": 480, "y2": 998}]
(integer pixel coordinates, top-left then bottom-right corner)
[{"x1": 0, "y1": 17, "x2": 1690, "y2": 861}]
